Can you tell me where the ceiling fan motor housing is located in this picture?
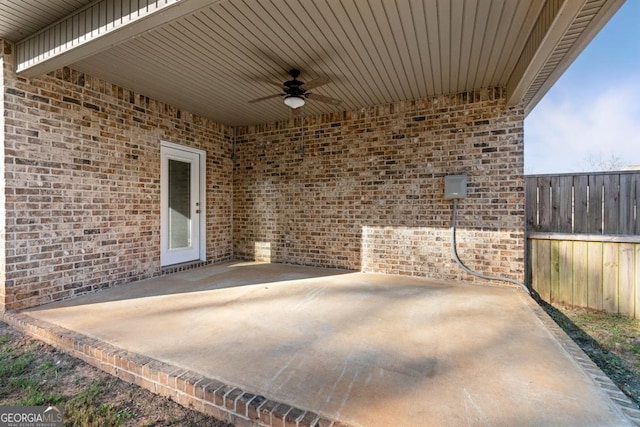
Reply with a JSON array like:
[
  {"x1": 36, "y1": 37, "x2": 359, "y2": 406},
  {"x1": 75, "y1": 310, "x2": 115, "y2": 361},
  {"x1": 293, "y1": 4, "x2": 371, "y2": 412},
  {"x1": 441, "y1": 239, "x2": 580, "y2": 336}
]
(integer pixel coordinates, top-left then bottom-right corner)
[
  {"x1": 248, "y1": 68, "x2": 340, "y2": 108},
  {"x1": 284, "y1": 69, "x2": 305, "y2": 97}
]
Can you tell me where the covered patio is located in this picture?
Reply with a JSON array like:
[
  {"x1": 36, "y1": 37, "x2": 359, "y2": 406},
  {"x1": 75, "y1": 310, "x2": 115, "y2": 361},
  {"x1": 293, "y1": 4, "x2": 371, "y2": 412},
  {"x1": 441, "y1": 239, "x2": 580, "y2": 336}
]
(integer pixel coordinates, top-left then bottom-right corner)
[
  {"x1": 5, "y1": 262, "x2": 638, "y2": 426},
  {"x1": 2, "y1": 0, "x2": 639, "y2": 425}
]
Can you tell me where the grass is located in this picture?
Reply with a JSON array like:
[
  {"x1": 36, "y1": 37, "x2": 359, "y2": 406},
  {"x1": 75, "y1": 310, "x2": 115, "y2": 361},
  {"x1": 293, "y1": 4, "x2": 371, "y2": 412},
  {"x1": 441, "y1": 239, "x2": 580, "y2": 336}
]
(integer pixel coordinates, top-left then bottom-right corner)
[
  {"x1": 540, "y1": 301, "x2": 640, "y2": 408},
  {"x1": 0, "y1": 323, "x2": 233, "y2": 427},
  {"x1": 0, "y1": 338, "x2": 60, "y2": 406},
  {"x1": 0, "y1": 335, "x2": 116, "y2": 423},
  {"x1": 63, "y1": 381, "x2": 135, "y2": 427}
]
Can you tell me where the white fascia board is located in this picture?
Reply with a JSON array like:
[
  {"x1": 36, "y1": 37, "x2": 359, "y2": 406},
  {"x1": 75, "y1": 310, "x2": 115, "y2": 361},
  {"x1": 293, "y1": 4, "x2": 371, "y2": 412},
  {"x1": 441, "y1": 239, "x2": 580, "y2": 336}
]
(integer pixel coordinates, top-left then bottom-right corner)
[
  {"x1": 506, "y1": 0, "x2": 584, "y2": 109},
  {"x1": 507, "y1": 0, "x2": 626, "y2": 114},
  {"x1": 522, "y1": 0, "x2": 626, "y2": 115}
]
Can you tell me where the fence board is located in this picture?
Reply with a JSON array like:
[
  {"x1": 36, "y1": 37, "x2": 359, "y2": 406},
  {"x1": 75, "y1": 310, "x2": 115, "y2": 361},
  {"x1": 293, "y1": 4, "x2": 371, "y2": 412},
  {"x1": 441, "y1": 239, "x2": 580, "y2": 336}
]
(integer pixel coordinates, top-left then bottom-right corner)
[
  {"x1": 527, "y1": 171, "x2": 640, "y2": 235},
  {"x1": 550, "y1": 176, "x2": 561, "y2": 232},
  {"x1": 636, "y1": 245, "x2": 640, "y2": 319},
  {"x1": 587, "y1": 242, "x2": 603, "y2": 311},
  {"x1": 603, "y1": 174, "x2": 620, "y2": 234},
  {"x1": 635, "y1": 174, "x2": 640, "y2": 235},
  {"x1": 619, "y1": 174, "x2": 635, "y2": 235},
  {"x1": 619, "y1": 243, "x2": 635, "y2": 317},
  {"x1": 550, "y1": 240, "x2": 560, "y2": 304},
  {"x1": 572, "y1": 241, "x2": 588, "y2": 307},
  {"x1": 574, "y1": 175, "x2": 589, "y2": 233},
  {"x1": 603, "y1": 242, "x2": 619, "y2": 313},
  {"x1": 558, "y1": 176, "x2": 573, "y2": 233},
  {"x1": 558, "y1": 240, "x2": 573, "y2": 305},
  {"x1": 525, "y1": 177, "x2": 538, "y2": 231},
  {"x1": 588, "y1": 174, "x2": 604, "y2": 234},
  {"x1": 538, "y1": 176, "x2": 552, "y2": 231},
  {"x1": 530, "y1": 238, "x2": 640, "y2": 318},
  {"x1": 533, "y1": 240, "x2": 551, "y2": 300}
]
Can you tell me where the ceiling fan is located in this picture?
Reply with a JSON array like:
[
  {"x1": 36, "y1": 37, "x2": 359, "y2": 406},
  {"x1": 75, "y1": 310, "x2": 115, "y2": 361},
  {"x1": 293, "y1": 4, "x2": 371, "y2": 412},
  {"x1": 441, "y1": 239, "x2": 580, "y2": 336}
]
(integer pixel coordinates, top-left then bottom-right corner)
[{"x1": 249, "y1": 69, "x2": 341, "y2": 110}]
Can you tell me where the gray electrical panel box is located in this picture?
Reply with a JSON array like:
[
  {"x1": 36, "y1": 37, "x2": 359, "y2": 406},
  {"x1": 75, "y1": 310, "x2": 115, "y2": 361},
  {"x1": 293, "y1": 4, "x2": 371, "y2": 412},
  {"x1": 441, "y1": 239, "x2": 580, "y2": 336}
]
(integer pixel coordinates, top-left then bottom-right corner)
[{"x1": 444, "y1": 175, "x2": 468, "y2": 199}]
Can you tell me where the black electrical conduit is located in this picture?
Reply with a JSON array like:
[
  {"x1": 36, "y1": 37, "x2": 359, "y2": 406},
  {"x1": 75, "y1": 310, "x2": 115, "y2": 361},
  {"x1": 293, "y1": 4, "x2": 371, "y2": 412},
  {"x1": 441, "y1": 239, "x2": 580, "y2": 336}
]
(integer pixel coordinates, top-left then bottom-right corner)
[{"x1": 450, "y1": 199, "x2": 530, "y2": 295}]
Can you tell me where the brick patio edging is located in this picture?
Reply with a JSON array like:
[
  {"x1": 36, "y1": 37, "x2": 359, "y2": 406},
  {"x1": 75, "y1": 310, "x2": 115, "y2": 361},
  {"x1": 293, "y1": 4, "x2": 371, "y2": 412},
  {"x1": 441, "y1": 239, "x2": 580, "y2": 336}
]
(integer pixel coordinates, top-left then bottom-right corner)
[
  {"x1": 2, "y1": 312, "x2": 349, "y2": 427},
  {"x1": 523, "y1": 294, "x2": 640, "y2": 426}
]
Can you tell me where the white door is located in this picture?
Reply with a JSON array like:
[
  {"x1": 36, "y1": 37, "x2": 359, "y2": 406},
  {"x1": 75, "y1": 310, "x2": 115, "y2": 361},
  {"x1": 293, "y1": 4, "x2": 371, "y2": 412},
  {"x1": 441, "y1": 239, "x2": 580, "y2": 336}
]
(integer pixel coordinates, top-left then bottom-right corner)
[{"x1": 160, "y1": 143, "x2": 205, "y2": 266}]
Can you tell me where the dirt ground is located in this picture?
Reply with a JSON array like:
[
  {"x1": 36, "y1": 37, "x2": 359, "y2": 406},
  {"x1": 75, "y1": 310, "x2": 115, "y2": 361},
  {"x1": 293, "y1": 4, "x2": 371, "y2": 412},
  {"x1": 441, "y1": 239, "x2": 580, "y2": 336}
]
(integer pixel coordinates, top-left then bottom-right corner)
[{"x1": 0, "y1": 320, "x2": 232, "y2": 427}]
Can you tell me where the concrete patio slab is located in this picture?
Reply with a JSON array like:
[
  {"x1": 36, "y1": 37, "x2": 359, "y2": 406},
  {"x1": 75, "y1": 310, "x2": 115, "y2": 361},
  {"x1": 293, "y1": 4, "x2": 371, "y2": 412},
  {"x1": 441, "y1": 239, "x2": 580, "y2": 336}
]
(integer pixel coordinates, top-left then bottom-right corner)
[{"x1": 6, "y1": 262, "x2": 639, "y2": 426}]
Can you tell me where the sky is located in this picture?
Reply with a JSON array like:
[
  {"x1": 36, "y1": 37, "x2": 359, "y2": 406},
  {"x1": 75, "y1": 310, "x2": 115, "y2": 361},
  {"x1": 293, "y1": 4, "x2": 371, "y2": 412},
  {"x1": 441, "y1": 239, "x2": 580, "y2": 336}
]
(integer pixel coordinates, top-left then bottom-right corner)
[{"x1": 524, "y1": 1, "x2": 640, "y2": 175}]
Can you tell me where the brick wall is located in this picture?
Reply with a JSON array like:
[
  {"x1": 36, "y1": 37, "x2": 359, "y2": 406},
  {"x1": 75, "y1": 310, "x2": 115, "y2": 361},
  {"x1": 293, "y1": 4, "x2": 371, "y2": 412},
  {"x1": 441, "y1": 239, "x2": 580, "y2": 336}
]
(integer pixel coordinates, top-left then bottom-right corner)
[
  {"x1": 1, "y1": 41, "x2": 233, "y2": 311},
  {"x1": 1, "y1": 37, "x2": 525, "y2": 311},
  {"x1": 234, "y1": 88, "x2": 525, "y2": 283}
]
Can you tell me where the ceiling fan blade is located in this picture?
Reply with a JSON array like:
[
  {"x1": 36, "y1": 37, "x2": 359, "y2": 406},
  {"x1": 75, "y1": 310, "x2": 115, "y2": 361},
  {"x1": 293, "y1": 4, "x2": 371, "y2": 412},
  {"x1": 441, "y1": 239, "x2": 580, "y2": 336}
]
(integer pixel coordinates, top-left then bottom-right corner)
[
  {"x1": 248, "y1": 93, "x2": 282, "y2": 103},
  {"x1": 300, "y1": 76, "x2": 330, "y2": 91},
  {"x1": 306, "y1": 92, "x2": 341, "y2": 105},
  {"x1": 256, "y1": 77, "x2": 286, "y2": 89}
]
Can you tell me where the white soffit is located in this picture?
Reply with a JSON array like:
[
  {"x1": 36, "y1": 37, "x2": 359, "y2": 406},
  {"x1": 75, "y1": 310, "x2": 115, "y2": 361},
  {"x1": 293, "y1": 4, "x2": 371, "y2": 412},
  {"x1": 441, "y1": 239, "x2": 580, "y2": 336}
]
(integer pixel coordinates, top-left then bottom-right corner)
[{"x1": 3, "y1": 0, "x2": 627, "y2": 126}]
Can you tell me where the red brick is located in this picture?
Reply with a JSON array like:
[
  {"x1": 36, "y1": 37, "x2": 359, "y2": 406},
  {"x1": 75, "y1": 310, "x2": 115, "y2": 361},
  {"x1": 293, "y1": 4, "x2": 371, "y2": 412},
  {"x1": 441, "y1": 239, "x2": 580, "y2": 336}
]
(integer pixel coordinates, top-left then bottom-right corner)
[
  {"x1": 0, "y1": 41, "x2": 233, "y2": 311},
  {"x1": 224, "y1": 387, "x2": 243, "y2": 411},
  {"x1": 259, "y1": 399, "x2": 279, "y2": 425},
  {"x1": 1, "y1": 37, "x2": 524, "y2": 312},
  {"x1": 247, "y1": 395, "x2": 266, "y2": 420},
  {"x1": 234, "y1": 90, "x2": 524, "y2": 286}
]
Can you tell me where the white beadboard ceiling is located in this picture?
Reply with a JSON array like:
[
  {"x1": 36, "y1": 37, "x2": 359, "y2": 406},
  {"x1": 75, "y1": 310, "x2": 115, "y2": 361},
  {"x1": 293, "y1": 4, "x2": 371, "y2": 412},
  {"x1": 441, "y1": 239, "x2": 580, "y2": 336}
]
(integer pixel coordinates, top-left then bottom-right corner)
[{"x1": 0, "y1": 0, "x2": 626, "y2": 126}]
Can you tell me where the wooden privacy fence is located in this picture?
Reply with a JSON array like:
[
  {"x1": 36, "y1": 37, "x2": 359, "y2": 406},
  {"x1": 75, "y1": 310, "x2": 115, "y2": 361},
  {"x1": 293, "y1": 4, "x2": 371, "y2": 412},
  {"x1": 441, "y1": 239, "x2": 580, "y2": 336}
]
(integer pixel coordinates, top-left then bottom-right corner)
[{"x1": 526, "y1": 171, "x2": 640, "y2": 318}]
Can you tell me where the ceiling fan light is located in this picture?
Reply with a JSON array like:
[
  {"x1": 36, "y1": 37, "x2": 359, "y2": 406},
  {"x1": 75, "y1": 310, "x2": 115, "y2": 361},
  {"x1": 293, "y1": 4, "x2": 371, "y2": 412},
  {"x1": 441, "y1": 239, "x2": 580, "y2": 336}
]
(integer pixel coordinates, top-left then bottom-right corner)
[{"x1": 284, "y1": 95, "x2": 305, "y2": 109}]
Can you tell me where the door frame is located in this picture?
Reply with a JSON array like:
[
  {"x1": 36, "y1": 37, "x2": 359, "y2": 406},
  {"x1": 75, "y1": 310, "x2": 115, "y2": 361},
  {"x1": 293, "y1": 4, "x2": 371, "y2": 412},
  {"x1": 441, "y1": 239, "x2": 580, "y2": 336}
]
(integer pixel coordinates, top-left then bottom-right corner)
[{"x1": 160, "y1": 140, "x2": 206, "y2": 266}]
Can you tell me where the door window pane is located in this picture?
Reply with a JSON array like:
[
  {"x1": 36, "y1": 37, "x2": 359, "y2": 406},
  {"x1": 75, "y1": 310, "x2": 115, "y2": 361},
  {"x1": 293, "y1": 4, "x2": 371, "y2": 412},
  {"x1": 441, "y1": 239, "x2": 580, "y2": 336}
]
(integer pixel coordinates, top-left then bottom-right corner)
[{"x1": 168, "y1": 159, "x2": 191, "y2": 249}]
